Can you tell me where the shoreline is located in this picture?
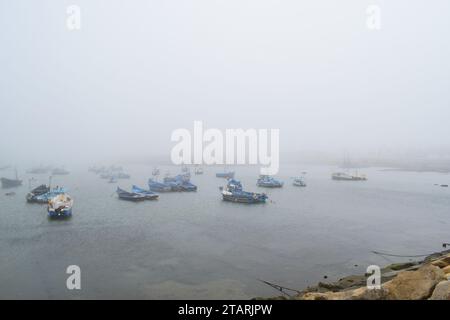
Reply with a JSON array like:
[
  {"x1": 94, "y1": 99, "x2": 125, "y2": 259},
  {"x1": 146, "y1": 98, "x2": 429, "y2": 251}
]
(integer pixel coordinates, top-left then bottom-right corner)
[{"x1": 260, "y1": 249, "x2": 450, "y2": 300}]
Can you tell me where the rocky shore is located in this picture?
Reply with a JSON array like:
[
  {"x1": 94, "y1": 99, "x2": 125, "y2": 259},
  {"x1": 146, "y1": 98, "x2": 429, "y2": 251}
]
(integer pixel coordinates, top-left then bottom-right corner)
[{"x1": 263, "y1": 249, "x2": 450, "y2": 300}]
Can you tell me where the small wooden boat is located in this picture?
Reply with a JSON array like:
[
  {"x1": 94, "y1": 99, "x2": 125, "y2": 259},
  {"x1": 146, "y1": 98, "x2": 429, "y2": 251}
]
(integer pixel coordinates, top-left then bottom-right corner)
[
  {"x1": 48, "y1": 194, "x2": 73, "y2": 218},
  {"x1": 116, "y1": 187, "x2": 146, "y2": 201}
]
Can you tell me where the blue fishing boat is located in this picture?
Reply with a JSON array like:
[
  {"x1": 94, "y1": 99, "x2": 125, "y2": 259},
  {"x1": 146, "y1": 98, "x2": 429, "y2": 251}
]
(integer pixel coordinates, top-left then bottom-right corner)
[
  {"x1": 148, "y1": 179, "x2": 172, "y2": 192},
  {"x1": 26, "y1": 184, "x2": 49, "y2": 202},
  {"x1": 116, "y1": 187, "x2": 147, "y2": 201},
  {"x1": 131, "y1": 185, "x2": 159, "y2": 200},
  {"x1": 257, "y1": 175, "x2": 284, "y2": 188},
  {"x1": 47, "y1": 193, "x2": 73, "y2": 218},
  {"x1": 28, "y1": 187, "x2": 67, "y2": 203},
  {"x1": 216, "y1": 171, "x2": 235, "y2": 179},
  {"x1": 221, "y1": 179, "x2": 267, "y2": 204},
  {"x1": 163, "y1": 173, "x2": 197, "y2": 191}
]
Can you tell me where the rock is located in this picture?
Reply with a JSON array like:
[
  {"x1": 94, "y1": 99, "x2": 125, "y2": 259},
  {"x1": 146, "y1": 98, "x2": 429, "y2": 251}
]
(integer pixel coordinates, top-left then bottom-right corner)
[
  {"x1": 386, "y1": 262, "x2": 416, "y2": 271},
  {"x1": 383, "y1": 265, "x2": 446, "y2": 299},
  {"x1": 430, "y1": 254, "x2": 450, "y2": 268},
  {"x1": 442, "y1": 265, "x2": 450, "y2": 275},
  {"x1": 297, "y1": 287, "x2": 388, "y2": 300},
  {"x1": 429, "y1": 281, "x2": 450, "y2": 300}
]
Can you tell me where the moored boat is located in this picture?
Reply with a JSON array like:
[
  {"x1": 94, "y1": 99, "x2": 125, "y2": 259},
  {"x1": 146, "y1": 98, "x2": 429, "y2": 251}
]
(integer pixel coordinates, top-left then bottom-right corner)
[
  {"x1": 26, "y1": 184, "x2": 50, "y2": 202},
  {"x1": 1, "y1": 177, "x2": 23, "y2": 188},
  {"x1": 194, "y1": 166, "x2": 203, "y2": 175},
  {"x1": 27, "y1": 166, "x2": 50, "y2": 174},
  {"x1": 116, "y1": 187, "x2": 147, "y2": 201},
  {"x1": 51, "y1": 168, "x2": 70, "y2": 175},
  {"x1": 257, "y1": 175, "x2": 284, "y2": 188},
  {"x1": 216, "y1": 171, "x2": 235, "y2": 179},
  {"x1": 28, "y1": 186, "x2": 66, "y2": 203},
  {"x1": 1, "y1": 169, "x2": 22, "y2": 188},
  {"x1": 221, "y1": 179, "x2": 267, "y2": 204},
  {"x1": 47, "y1": 193, "x2": 73, "y2": 218},
  {"x1": 152, "y1": 167, "x2": 160, "y2": 176},
  {"x1": 163, "y1": 173, "x2": 197, "y2": 191},
  {"x1": 293, "y1": 176, "x2": 307, "y2": 187},
  {"x1": 131, "y1": 185, "x2": 159, "y2": 200},
  {"x1": 148, "y1": 179, "x2": 172, "y2": 192},
  {"x1": 332, "y1": 172, "x2": 367, "y2": 181}
]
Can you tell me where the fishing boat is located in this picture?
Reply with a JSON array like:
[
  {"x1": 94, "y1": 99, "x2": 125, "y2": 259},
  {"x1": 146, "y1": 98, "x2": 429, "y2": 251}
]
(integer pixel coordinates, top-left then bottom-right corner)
[
  {"x1": 27, "y1": 166, "x2": 50, "y2": 174},
  {"x1": 47, "y1": 193, "x2": 73, "y2": 218},
  {"x1": 1, "y1": 169, "x2": 22, "y2": 188},
  {"x1": 216, "y1": 171, "x2": 235, "y2": 179},
  {"x1": 293, "y1": 176, "x2": 307, "y2": 187},
  {"x1": 163, "y1": 173, "x2": 197, "y2": 191},
  {"x1": 194, "y1": 166, "x2": 204, "y2": 175},
  {"x1": 257, "y1": 175, "x2": 284, "y2": 188},
  {"x1": 116, "y1": 172, "x2": 130, "y2": 179},
  {"x1": 331, "y1": 172, "x2": 367, "y2": 181},
  {"x1": 28, "y1": 187, "x2": 67, "y2": 203},
  {"x1": 51, "y1": 168, "x2": 70, "y2": 175},
  {"x1": 116, "y1": 187, "x2": 147, "y2": 201},
  {"x1": 101, "y1": 172, "x2": 130, "y2": 180},
  {"x1": 221, "y1": 179, "x2": 267, "y2": 204},
  {"x1": 26, "y1": 184, "x2": 50, "y2": 202},
  {"x1": 131, "y1": 185, "x2": 159, "y2": 200},
  {"x1": 148, "y1": 179, "x2": 172, "y2": 192},
  {"x1": 152, "y1": 167, "x2": 160, "y2": 176},
  {"x1": 108, "y1": 176, "x2": 117, "y2": 183},
  {"x1": 1, "y1": 177, "x2": 23, "y2": 188}
]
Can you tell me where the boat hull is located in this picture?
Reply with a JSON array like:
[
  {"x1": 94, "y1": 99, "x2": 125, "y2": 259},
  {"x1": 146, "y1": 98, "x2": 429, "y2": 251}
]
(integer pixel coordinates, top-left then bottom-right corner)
[
  {"x1": 48, "y1": 207, "x2": 72, "y2": 219},
  {"x1": 216, "y1": 172, "x2": 235, "y2": 179},
  {"x1": 222, "y1": 193, "x2": 266, "y2": 204}
]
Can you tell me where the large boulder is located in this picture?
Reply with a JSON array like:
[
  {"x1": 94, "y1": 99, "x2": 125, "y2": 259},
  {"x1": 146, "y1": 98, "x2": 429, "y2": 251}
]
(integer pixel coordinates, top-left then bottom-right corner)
[
  {"x1": 298, "y1": 287, "x2": 388, "y2": 300},
  {"x1": 429, "y1": 281, "x2": 450, "y2": 300},
  {"x1": 430, "y1": 254, "x2": 450, "y2": 268},
  {"x1": 442, "y1": 265, "x2": 450, "y2": 275},
  {"x1": 383, "y1": 264, "x2": 445, "y2": 299}
]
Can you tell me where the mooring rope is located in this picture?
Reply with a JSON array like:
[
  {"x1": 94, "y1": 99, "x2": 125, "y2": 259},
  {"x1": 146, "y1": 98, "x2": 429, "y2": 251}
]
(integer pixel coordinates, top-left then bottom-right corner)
[
  {"x1": 371, "y1": 250, "x2": 432, "y2": 258},
  {"x1": 257, "y1": 279, "x2": 301, "y2": 297}
]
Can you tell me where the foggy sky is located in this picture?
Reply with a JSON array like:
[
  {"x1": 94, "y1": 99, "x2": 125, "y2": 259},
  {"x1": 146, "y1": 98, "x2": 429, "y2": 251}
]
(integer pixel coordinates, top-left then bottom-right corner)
[{"x1": 1, "y1": 0, "x2": 450, "y2": 166}]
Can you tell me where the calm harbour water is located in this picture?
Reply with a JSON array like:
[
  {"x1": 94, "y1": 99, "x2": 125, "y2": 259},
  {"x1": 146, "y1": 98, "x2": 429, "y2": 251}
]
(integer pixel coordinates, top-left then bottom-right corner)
[{"x1": 0, "y1": 164, "x2": 449, "y2": 299}]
